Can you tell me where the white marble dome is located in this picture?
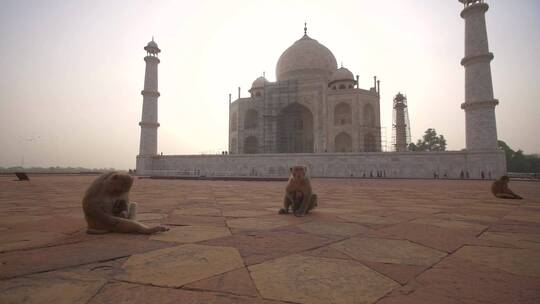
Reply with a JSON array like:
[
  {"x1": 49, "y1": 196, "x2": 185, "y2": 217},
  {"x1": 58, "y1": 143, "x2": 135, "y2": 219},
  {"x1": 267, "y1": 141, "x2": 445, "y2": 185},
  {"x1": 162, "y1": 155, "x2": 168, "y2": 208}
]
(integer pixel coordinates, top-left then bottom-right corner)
[
  {"x1": 330, "y1": 67, "x2": 355, "y2": 83},
  {"x1": 251, "y1": 76, "x2": 268, "y2": 88},
  {"x1": 276, "y1": 34, "x2": 337, "y2": 81}
]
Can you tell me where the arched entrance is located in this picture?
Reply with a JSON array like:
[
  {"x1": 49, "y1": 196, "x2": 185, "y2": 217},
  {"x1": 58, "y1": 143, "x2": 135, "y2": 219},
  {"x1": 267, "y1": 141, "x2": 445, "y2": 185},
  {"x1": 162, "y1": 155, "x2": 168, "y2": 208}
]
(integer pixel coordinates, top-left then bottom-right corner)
[
  {"x1": 335, "y1": 132, "x2": 352, "y2": 152},
  {"x1": 277, "y1": 103, "x2": 314, "y2": 153}
]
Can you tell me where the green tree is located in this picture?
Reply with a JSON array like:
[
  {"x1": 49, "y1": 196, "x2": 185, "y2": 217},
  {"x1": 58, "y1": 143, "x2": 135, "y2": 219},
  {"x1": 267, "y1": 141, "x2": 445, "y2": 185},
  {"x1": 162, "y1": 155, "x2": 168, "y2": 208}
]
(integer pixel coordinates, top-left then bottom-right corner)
[
  {"x1": 408, "y1": 128, "x2": 447, "y2": 151},
  {"x1": 498, "y1": 140, "x2": 540, "y2": 173}
]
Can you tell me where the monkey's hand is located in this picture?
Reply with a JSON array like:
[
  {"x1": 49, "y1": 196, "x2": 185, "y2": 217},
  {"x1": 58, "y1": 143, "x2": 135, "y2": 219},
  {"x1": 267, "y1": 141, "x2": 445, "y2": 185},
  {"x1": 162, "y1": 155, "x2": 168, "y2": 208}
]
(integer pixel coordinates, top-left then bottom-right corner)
[
  {"x1": 147, "y1": 226, "x2": 170, "y2": 234},
  {"x1": 278, "y1": 208, "x2": 289, "y2": 214}
]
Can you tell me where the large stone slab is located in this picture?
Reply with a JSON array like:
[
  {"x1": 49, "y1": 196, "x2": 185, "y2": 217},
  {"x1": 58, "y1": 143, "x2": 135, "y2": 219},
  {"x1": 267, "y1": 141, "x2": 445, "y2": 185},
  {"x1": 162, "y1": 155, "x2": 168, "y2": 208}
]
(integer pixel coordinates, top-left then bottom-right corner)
[
  {"x1": 89, "y1": 282, "x2": 286, "y2": 304},
  {"x1": 479, "y1": 231, "x2": 540, "y2": 251},
  {"x1": 332, "y1": 237, "x2": 446, "y2": 266},
  {"x1": 227, "y1": 217, "x2": 290, "y2": 231},
  {"x1": 115, "y1": 244, "x2": 244, "y2": 287},
  {"x1": 453, "y1": 245, "x2": 540, "y2": 277},
  {"x1": 0, "y1": 231, "x2": 66, "y2": 252},
  {"x1": 184, "y1": 267, "x2": 259, "y2": 297},
  {"x1": 504, "y1": 211, "x2": 540, "y2": 224},
  {"x1": 0, "y1": 234, "x2": 172, "y2": 279},
  {"x1": 379, "y1": 255, "x2": 540, "y2": 304},
  {"x1": 434, "y1": 212, "x2": 499, "y2": 224},
  {"x1": 165, "y1": 214, "x2": 226, "y2": 227},
  {"x1": 4, "y1": 215, "x2": 85, "y2": 234},
  {"x1": 410, "y1": 218, "x2": 487, "y2": 233},
  {"x1": 223, "y1": 210, "x2": 273, "y2": 217},
  {"x1": 362, "y1": 261, "x2": 427, "y2": 285},
  {"x1": 173, "y1": 207, "x2": 222, "y2": 216},
  {"x1": 488, "y1": 222, "x2": 540, "y2": 234},
  {"x1": 303, "y1": 245, "x2": 352, "y2": 260},
  {"x1": 338, "y1": 214, "x2": 403, "y2": 226},
  {"x1": 249, "y1": 254, "x2": 399, "y2": 304},
  {"x1": 150, "y1": 225, "x2": 231, "y2": 243},
  {"x1": 375, "y1": 222, "x2": 486, "y2": 253},
  {"x1": 0, "y1": 271, "x2": 107, "y2": 304},
  {"x1": 202, "y1": 226, "x2": 334, "y2": 265},
  {"x1": 297, "y1": 221, "x2": 370, "y2": 237}
]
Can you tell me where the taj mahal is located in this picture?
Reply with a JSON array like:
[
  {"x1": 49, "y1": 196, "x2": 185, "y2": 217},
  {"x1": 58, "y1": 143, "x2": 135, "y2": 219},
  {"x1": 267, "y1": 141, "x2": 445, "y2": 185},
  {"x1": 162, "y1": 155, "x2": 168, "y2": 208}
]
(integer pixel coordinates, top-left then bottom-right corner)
[
  {"x1": 136, "y1": 0, "x2": 506, "y2": 179},
  {"x1": 229, "y1": 24, "x2": 382, "y2": 155}
]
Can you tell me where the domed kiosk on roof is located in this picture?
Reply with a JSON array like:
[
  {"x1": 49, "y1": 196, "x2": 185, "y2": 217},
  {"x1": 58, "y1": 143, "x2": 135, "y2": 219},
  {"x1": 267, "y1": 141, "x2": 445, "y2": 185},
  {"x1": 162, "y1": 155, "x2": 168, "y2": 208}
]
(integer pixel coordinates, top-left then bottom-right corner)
[
  {"x1": 144, "y1": 38, "x2": 160, "y2": 55},
  {"x1": 329, "y1": 66, "x2": 356, "y2": 90},
  {"x1": 228, "y1": 25, "x2": 382, "y2": 155},
  {"x1": 249, "y1": 76, "x2": 268, "y2": 97}
]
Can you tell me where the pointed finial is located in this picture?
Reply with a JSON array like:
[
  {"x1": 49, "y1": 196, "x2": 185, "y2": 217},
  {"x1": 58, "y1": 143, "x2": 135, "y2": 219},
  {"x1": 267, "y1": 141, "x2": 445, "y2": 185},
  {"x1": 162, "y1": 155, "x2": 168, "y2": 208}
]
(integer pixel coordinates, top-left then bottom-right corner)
[
  {"x1": 152, "y1": 35, "x2": 154, "y2": 42},
  {"x1": 263, "y1": 71, "x2": 266, "y2": 77},
  {"x1": 341, "y1": 61, "x2": 343, "y2": 68},
  {"x1": 304, "y1": 22, "x2": 307, "y2": 35}
]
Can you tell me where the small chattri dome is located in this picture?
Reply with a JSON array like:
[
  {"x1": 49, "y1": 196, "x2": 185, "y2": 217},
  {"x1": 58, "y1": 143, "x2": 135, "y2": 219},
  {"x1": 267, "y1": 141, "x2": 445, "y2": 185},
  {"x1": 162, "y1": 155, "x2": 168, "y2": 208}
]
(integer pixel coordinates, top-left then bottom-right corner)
[
  {"x1": 251, "y1": 76, "x2": 268, "y2": 88},
  {"x1": 329, "y1": 67, "x2": 354, "y2": 84},
  {"x1": 144, "y1": 38, "x2": 161, "y2": 54}
]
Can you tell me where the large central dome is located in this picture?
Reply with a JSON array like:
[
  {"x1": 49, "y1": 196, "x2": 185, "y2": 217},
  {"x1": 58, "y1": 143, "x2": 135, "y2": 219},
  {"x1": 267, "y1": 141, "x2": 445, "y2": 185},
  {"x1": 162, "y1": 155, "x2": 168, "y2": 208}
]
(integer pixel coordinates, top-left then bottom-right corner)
[{"x1": 276, "y1": 34, "x2": 338, "y2": 81}]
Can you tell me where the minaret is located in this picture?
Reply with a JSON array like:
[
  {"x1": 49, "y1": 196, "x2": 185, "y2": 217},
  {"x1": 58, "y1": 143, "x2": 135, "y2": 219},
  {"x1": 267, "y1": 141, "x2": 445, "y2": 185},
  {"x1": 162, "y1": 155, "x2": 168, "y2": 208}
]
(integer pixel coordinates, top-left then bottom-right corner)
[
  {"x1": 459, "y1": 0, "x2": 499, "y2": 150},
  {"x1": 393, "y1": 93, "x2": 410, "y2": 152},
  {"x1": 139, "y1": 38, "x2": 161, "y2": 156}
]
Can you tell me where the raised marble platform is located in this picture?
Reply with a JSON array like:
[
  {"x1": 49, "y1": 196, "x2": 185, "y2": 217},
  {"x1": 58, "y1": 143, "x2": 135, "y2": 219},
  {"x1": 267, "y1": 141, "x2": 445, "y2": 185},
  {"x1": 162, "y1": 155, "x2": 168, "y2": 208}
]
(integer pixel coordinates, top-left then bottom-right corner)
[{"x1": 137, "y1": 150, "x2": 506, "y2": 179}]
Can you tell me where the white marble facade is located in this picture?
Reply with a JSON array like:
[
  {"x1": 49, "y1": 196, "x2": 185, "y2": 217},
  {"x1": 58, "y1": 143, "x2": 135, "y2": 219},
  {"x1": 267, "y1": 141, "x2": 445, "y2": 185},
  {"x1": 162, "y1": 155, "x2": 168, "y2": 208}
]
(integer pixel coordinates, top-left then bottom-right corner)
[{"x1": 229, "y1": 31, "x2": 382, "y2": 155}]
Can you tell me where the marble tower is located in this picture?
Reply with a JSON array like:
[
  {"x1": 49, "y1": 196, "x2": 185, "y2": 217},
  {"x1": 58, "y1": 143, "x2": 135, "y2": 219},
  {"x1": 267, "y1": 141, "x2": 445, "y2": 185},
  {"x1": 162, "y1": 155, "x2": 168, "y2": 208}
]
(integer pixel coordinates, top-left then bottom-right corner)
[
  {"x1": 459, "y1": 0, "x2": 499, "y2": 151},
  {"x1": 138, "y1": 38, "x2": 161, "y2": 156}
]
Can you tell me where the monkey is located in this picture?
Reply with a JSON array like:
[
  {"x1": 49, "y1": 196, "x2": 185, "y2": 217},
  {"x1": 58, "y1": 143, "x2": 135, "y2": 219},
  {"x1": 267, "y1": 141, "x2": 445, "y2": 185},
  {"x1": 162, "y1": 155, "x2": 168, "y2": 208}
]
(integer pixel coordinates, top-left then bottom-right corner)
[
  {"x1": 491, "y1": 175, "x2": 523, "y2": 199},
  {"x1": 278, "y1": 166, "x2": 318, "y2": 217},
  {"x1": 82, "y1": 172, "x2": 169, "y2": 234}
]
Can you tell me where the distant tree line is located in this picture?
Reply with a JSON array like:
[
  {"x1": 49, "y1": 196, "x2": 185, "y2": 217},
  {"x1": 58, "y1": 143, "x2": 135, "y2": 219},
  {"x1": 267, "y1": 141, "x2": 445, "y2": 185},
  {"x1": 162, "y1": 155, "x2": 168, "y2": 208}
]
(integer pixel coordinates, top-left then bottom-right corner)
[
  {"x1": 498, "y1": 141, "x2": 540, "y2": 173},
  {"x1": 0, "y1": 166, "x2": 116, "y2": 174}
]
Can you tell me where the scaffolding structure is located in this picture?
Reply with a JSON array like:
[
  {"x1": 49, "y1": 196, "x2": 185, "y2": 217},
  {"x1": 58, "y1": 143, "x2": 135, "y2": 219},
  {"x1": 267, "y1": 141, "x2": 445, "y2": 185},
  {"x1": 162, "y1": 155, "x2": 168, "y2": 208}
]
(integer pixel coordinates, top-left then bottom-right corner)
[{"x1": 391, "y1": 92, "x2": 411, "y2": 152}]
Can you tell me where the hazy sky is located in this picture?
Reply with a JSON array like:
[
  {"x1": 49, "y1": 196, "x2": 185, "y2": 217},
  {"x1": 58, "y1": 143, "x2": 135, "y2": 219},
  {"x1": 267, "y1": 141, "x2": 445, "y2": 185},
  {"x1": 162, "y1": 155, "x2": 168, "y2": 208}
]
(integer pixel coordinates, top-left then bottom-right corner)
[{"x1": 1, "y1": 0, "x2": 539, "y2": 170}]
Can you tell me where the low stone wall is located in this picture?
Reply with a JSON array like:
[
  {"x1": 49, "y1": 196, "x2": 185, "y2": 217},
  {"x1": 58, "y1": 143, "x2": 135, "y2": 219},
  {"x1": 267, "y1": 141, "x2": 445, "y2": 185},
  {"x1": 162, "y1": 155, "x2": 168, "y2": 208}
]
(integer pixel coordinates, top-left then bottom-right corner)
[{"x1": 136, "y1": 150, "x2": 506, "y2": 179}]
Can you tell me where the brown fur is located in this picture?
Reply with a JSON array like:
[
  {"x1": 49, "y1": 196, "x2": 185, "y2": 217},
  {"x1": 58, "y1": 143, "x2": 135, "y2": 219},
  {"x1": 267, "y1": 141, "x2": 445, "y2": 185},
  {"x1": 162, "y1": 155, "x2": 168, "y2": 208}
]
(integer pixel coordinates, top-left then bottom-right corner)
[
  {"x1": 491, "y1": 176, "x2": 523, "y2": 199},
  {"x1": 279, "y1": 166, "x2": 318, "y2": 217},
  {"x1": 82, "y1": 172, "x2": 169, "y2": 234}
]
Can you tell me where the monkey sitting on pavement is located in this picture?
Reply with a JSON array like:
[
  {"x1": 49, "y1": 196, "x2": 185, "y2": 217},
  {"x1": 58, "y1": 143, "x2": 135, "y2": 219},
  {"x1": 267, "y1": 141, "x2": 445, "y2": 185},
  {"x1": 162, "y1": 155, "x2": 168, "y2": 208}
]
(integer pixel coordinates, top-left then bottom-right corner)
[
  {"x1": 278, "y1": 166, "x2": 318, "y2": 217},
  {"x1": 491, "y1": 175, "x2": 523, "y2": 199},
  {"x1": 82, "y1": 172, "x2": 169, "y2": 234}
]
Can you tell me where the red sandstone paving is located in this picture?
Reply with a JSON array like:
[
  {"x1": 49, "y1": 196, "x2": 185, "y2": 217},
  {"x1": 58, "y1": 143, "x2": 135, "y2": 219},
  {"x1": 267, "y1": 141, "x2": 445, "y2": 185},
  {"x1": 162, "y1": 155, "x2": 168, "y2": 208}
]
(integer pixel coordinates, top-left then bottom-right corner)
[
  {"x1": 371, "y1": 222, "x2": 495, "y2": 253},
  {"x1": 89, "y1": 282, "x2": 287, "y2": 304},
  {"x1": 362, "y1": 262, "x2": 428, "y2": 285},
  {"x1": 201, "y1": 226, "x2": 337, "y2": 265},
  {"x1": 0, "y1": 176, "x2": 539, "y2": 303},
  {"x1": 0, "y1": 234, "x2": 173, "y2": 279},
  {"x1": 184, "y1": 267, "x2": 260, "y2": 297},
  {"x1": 378, "y1": 256, "x2": 540, "y2": 304},
  {"x1": 165, "y1": 214, "x2": 228, "y2": 227}
]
